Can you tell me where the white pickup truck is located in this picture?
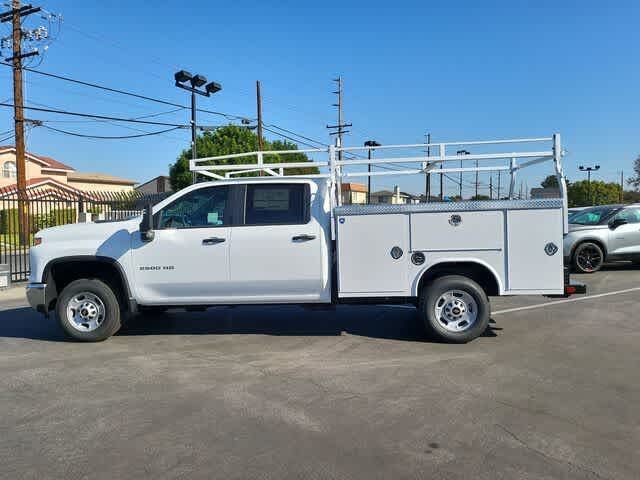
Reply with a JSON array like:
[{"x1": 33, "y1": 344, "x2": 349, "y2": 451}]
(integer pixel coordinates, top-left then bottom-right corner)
[{"x1": 26, "y1": 134, "x2": 584, "y2": 343}]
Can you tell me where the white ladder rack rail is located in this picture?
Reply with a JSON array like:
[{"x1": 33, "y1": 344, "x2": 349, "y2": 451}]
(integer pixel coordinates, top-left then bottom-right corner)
[{"x1": 190, "y1": 133, "x2": 568, "y2": 233}]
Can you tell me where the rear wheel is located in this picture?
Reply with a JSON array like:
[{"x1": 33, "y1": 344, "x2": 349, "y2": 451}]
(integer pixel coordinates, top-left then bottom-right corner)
[
  {"x1": 418, "y1": 275, "x2": 490, "y2": 343},
  {"x1": 56, "y1": 279, "x2": 122, "y2": 342},
  {"x1": 573, "y1": 242, "x2": 604, "y2": 273}
]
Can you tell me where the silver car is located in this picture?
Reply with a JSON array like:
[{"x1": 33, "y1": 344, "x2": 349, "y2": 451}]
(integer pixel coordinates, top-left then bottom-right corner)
[{"x1": 563, "y1": 204, "x2": 640, "y2": 273}]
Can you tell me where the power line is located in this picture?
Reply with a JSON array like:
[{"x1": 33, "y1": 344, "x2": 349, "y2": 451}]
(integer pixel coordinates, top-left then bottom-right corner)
[
  {"x1": 32, "y1": 107, "x2": 186, "y2": 123},
  {"x1": 0, "y1": 61, "x2": 250, "y2": 121},
  {"x1": 0, "y1": 101, "x2": 189, "y2": 127},
  {"x1": 41, "y1": 124, "x2": 182, "y2": 140},
  {"x1": 266, "y1": 123, "x2": 328, "y2": 147}
]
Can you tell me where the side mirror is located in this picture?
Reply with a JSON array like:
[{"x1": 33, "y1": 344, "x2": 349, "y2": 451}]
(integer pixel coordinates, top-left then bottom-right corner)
[
  {"x1": 140, "y1": 203, "x2": 155, "y2": 242},
  {"x1": 609, "y1": 218, "x2": 628, "y2": 230}
]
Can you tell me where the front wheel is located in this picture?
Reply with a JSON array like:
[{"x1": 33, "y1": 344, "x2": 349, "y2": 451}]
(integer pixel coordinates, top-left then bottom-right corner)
[
  {"x1": 56, "y1": 279, "x2": 122, "y2": 342},
  {"x1": 418, "y1": 275, "x2": 490, "y2": 343}
]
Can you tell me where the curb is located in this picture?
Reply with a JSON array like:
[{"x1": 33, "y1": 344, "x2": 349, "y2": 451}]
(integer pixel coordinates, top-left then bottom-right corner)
[{"x1": 0, "y1": 284, "x2": 26, "y2": 302}]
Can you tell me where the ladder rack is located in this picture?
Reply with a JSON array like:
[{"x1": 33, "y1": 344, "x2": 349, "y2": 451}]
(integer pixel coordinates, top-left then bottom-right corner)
[{"x1": 190, "y1": 133, "x2": 569, "y2": 233}]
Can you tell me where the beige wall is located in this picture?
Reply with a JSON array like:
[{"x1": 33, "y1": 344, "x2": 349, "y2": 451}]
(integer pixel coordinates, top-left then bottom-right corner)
[
  {"x1": 341, "y1": 190, "x2": 367, "y2": 205},
  {"x1": 1, "y1": 150, "x2": 136, "y2": 195},
  {"x1": 0, "y1": 151, "x2": 47, "y2": 189},
  {"x1": 66, "y1": 180, "x2": 135, "y2": 193},
  {"x1": 40, "y1": 169, "x2": 68, "y2": 183}
]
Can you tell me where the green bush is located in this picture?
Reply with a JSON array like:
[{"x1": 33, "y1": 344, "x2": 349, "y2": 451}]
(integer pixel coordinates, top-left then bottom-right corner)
[
  {"x1": 0, "y1": 208, "x2": 19, "y2": 234},
  {"x1": 0, "y1": 208, "x2": 76, "y2": 234}
]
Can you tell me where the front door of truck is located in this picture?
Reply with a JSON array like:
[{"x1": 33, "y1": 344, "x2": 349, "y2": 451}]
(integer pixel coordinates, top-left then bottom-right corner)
[
  {"x1": 608, "y1": 207, "x2": 640, "y2": 257},
  {"x1": 229, "y1": 182, "x2": 328, "y2": 302},
  {"x1": 131, "y1": 184, "x2": 236, "y2": 304}
]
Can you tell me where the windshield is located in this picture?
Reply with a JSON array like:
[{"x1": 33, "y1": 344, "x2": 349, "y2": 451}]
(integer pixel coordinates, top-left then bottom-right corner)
[{"x1": 570, "y1": 206, "x2": 619, "y2": 225}]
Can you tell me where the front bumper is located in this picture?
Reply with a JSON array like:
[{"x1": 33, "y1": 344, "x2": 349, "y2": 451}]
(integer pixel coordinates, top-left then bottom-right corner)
[{"x1": 26, "y1": 282, "x2": 47, "y2": 313}]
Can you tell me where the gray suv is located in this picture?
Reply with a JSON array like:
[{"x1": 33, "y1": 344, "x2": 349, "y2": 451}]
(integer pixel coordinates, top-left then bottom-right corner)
[{"x1": 564, "y1": 204, "x2": 640, "y2": 273}]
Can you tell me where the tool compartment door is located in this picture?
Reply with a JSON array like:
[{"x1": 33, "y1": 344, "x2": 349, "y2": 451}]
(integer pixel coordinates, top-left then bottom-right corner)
[
  {"x1": 337, "y1": 214, "x2": 409, "y2": 296},
  {"x1": 507, "y1": 209, "x2": 564, "y2": 292}
]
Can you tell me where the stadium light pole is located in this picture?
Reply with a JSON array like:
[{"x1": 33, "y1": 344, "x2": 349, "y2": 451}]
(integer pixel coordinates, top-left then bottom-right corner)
[
  {"x1": 174, "y1": 70, "x2": 222, "y2": 183},
  {"x1": 579, "y1": 164, "x2": 600, "y2": 205}
]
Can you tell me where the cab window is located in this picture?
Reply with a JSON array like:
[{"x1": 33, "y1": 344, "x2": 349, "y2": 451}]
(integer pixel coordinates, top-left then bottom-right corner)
[
  {"x1": 158, "y1": 186, "x2": 229, "y2": 229},
  {"x1": 244, "y1": 184, "x2": 309, "y2": 225}
]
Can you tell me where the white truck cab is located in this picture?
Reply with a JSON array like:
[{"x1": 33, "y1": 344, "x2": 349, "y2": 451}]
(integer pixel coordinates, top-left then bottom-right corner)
[{"x1": 26, "y1": 134, "x2": 585, "y2": 343}]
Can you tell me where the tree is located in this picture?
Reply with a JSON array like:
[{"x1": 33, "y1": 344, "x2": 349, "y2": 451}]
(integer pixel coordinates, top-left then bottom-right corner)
[
  {"x1": 541, "y1": 175, "x2": 559, "y2": 188},
  {"x1": 470, "y1": 194, "x2": 490, "y2": 201},
  {"x1": 627, "y1": 154, "x2": 640, "y2": 190},
  {"x1": 169, "y1": 125, "x2": 319, "y2": 190},
  {"x1": 567, "y1": 180, "x2": 621, "y2": 207}
]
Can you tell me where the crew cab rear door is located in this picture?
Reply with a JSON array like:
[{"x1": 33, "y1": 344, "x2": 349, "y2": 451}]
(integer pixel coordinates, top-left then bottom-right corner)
[{"x1": 228, "y1": 182, "x2": 327, "y2": 303}]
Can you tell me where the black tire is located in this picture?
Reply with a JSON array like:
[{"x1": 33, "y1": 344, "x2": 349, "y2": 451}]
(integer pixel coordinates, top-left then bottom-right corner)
[
  {"x1": 418, "y1": 275, "x2": 490, "y2": 343},
  {"x1": 572, "y1": 242, "x2": 604, "y2": 273},
  {"x1": 56, "y1": 279, "x2": 122, "y2": 342}
]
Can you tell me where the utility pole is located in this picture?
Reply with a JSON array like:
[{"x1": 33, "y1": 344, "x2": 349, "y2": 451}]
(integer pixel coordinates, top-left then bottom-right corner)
[
  {"x1": 475, "y1": 160, "x2": 479, "y2": 199},
  {"x1": 456, "y1": 150, "x2": 470, "y2": 200},
  {"x1": 620, "y1": 171, "x2": 624, "y2": 203},
  {"x1": 519, "y1": 182, "x2": 523, "y2": 200},
  {"x1": 497, "y1": 171, "x2": 501, "y2": 199},
  {"x1": 424, "y1": 133, "x2": 431, "y2": 202},
  {"x1": 4, "y1": 0, "x2": 41, "y2": 245},
  {"x1": 256, "y1": 80, "x2": 264, "y2": 151},
  {"x1": 489, "y1": 175, "x2": 493, "y2": 200},
  {"x1": 364, "y1": 140, "x2": 381, "y2": 204},
  {"x1": 326, "y1": 76, "x2": 351, "y2": 161},
  {"x1": 439, "y1": 165, "x2": 444, "y2": 201}
]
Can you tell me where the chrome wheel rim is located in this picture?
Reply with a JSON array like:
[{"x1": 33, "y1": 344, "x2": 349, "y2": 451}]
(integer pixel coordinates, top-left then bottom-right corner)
[
  {"x1": 434, "y1": 290, "x2": 478, "y2": 333},
  {"x1": 66, "y1": 292, "x2": 106, "y2": 332},
  {"x1": 576, "y1": 245, "x2": 602, "y2": 272}
]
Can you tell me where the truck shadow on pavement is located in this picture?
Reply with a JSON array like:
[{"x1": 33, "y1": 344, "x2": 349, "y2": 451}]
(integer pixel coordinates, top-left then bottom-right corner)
[{"x1": 0, "y1": 305, "x2": 501, "y2": 343}]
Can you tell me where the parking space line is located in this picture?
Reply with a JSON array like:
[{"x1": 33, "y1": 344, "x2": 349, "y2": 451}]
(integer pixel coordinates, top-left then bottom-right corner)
[{"x1": 492, "y1": 287, "x2": 640, "y2": 315}]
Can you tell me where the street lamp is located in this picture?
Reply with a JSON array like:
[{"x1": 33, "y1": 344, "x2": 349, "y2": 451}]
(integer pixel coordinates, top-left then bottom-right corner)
[
  {"x1": 457, "y1": 149, "x2": 470, "y2": 200},
  {"x1": 174, "y1": 70, "x2": 222, "y2": 184},
  {"x1": 364, "y1": 140, "x2": 381, "y2": 203},
  {"x1": 579, "y1": 164, "x2": 600, "y2": 205}
]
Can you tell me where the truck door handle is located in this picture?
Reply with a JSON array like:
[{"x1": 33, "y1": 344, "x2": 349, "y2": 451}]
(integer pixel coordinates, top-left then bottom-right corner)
[
  {"x1": 292, "y1": 234, "x2": 316, "y2": 242},
  {"x1": 202, "y1": 237, "x2": 226, "y2": 245}
]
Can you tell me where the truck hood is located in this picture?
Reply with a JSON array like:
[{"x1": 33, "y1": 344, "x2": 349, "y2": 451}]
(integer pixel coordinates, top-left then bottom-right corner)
[
  {"x1": 568, "y1": 223, "x2": 608, "y2": 233},
  {"x1": 37, "y1": 217, "x2": 141, "y2": 243}
]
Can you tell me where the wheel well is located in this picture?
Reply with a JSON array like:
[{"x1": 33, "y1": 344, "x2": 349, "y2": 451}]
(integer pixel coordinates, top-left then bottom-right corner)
[
  {"x1": 417, "y1": 262, "x2": 500, "y2": 297},
  {"x1": 46, "y1": 260, "x2": 129, "y2": 311},
  {"x1": 572, "y1": 239, "x2": 607, "y2": 261}
]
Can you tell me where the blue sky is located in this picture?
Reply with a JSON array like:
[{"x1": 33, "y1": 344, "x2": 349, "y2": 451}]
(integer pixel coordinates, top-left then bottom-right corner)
[{"x1": 0, "y1": 0, "x2": 638, "y2": 196}]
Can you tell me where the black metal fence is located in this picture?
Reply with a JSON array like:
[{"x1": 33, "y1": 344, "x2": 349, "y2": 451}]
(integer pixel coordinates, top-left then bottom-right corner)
[{"x1": 0, "y1": 188, "x2": 170, "y2": 282}]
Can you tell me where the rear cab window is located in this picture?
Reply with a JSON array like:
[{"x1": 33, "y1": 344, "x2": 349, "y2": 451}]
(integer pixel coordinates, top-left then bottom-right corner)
[{"x1": 244, "y1": 184, "x2": 309, "y2": 225}]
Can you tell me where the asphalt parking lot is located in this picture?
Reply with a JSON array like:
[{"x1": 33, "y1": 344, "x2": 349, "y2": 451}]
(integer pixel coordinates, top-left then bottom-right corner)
[{"x1": 1, "y1": 266, "x2": 639, "y2": 480}]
